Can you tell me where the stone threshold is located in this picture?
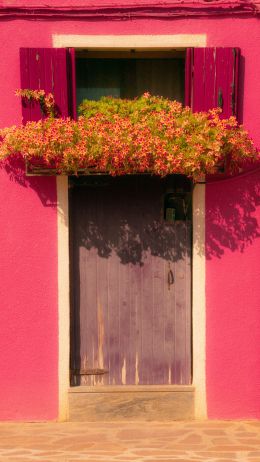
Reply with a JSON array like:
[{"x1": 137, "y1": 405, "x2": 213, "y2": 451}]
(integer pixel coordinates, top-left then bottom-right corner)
[
  {"x1": 69, "y1": 384, "x2": 195, "y2": 393},
  {"x1": 68, "y1": 385, "x2": 195, "y2": 421}
]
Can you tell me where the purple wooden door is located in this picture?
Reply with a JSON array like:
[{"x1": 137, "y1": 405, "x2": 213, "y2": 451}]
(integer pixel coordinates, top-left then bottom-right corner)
[
  {"x1": 70, "y1": 175, "x2": 191, "y2": 386},
  {"x1": 185, "y1": 47, "x2": 240, "y2": 118}
]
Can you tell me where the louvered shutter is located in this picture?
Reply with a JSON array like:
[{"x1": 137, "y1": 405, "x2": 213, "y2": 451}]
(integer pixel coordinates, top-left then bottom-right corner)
[
  {"x1": 20, "y1": 48, "x2": 76, "y2": 123},
  {"x1": 185, "y1": 47, "x2": 240, "y2": 119}
]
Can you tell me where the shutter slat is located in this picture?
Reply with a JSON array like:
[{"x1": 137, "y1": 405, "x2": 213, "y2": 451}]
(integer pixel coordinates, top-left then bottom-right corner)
[
  {"x1": 20, "y1": 47, "x2": 75, "y2": 123},
  {"x1": 215, "y1": 49, "x2": 229, "y2": 116},
  {"x1": 28, "y1": 48, "x2": 44, "y2": 121},
  {"x1": 185, "y1": 47, "x2": 240, "y2": 119},
  {"x1": 54, "y1": 49, "x2": 70, "y2": 118},
  {"x1": 68, "y1": 48, "x2": 77, "y2": 120},
  {"x1": 204, "y1": 48, "x2": 216, "y2": 110},
  {"x1": 234, "y1": 48, "x2": 240, "y2": 118},
  {"x1": 193, "y1": 48, "x2": 206, "y2": 112},
  {"x1": 43, "y1": 49, "x2": 53, "y2": 95},
  {"x1": 20, "y1": 48, "x2": 29, "y2": 122}
]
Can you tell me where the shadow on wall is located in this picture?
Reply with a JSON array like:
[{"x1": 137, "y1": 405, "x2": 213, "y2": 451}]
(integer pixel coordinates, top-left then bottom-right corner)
[
  {"x1": 1, "y1": 155, "x2": 57, "y2": 208},
  {"x1": 2, "y1": 156, "x2": 260, "y2": 261},
  {"x1": 205, "y1": 169, "x2": 260, "y2": 259}
]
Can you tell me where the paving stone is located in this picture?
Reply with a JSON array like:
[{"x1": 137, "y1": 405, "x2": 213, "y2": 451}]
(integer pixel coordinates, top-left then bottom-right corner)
[
  {"x1": 194, "y1": 453, "x2": 238, "y2": 458},
  {"x1": 0, "y1": 421, "x2": 259, "y2": 461}
]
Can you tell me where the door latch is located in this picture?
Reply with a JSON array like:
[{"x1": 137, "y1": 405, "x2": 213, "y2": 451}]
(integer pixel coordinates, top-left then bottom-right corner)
[{"x1": 168, "y1": 269, "x2": 174, "y2": 290}]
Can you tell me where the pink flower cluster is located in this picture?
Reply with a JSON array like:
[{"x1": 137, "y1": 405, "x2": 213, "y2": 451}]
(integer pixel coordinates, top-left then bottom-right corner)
[{"x1": 0, "y1": 94, "x2": 258, "y2": 179}]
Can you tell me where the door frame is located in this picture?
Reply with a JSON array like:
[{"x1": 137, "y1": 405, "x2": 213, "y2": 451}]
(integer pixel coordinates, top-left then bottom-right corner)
[{"x1": 54, "y1": 34, "x2": 207, "y2": 421}]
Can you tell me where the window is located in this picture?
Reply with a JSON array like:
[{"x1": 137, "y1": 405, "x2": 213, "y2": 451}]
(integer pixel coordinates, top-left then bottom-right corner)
[
  {"x1": 20, "y1": 47, "x2": 240, "y2": 122},
  {"x1": 75, "y1": 50, "x2": 185, "y2": 105}
]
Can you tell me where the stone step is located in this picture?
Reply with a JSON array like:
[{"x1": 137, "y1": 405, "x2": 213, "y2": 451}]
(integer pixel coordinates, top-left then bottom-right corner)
[{"x1": 69, "y1": 385, "x2": 195, "y2": 422}]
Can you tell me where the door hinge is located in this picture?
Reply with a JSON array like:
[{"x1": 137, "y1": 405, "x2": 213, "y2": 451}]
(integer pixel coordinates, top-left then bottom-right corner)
[{"x1": 72, "y1": 368, "x2": 109, "y2": 376}]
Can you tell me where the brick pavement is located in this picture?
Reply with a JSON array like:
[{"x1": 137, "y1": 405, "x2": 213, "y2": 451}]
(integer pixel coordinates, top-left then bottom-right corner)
[{"x1": 0, "y1": 421, "x2": 260, "y2": 461}]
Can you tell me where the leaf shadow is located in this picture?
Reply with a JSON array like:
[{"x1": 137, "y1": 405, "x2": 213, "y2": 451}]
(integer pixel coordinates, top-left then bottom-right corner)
[{"x1": 205, "y1": 169, "x2": 260, "y2": 259}]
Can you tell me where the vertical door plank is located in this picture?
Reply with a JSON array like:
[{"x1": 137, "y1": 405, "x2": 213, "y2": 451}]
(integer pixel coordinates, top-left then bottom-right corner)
[
  {"x1": 129, "y1": 261, "x2": 142, "y2": 385},
  {"x1": 106, "y1": 186, "x2": 121, "y2": 385},
  {"x1": 138, "y1": 179, "x2": 156, "y2": 385},
  {"x1": 151, "y1": 181, "x2": 168, "y2": 385},
  {"x1": 164, "y1": 227, "x2": 176, "y2": 385},
  {"x1": 185, "y1": 222, "x2": 192, "y2": 384},
  {"x1": 127, "y1": 178, "x2": 143, "y2": 384},
  {"x1": 174, "y1": 222, "x2": 187, "y2": 384},
  {"x1": 140, "y1": 256, "x2": 154, "y2": 384},
  {"x1": 152, "y1": 254, "x2": 167, "y2": 385},
  {"x1": 95, "y1": 188, "x2": 109, "y2": 386},
  {"x1": 69, "y1": 188, "x2": 81, "y2": 385},
  {"x1": 117, "y1": 185, "x2": 131, "y2": 385},
  {"x1": 80, "y1": 189, "x2": 98, "y2": 385}
]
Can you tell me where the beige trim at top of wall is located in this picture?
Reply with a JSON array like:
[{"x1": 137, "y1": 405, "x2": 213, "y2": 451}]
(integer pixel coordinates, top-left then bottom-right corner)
[{"x1": 53, "y1": 34, "x2": 207, "y2": 50}]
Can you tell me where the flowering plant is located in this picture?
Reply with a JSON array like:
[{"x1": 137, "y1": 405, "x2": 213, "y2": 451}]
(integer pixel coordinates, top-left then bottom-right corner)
[
  {"x1": 0, "y1": 93, "x2": 257, "y2": 179},
  {"x1": 15, "y1": 89, "x2": 56, "y2": 117}
]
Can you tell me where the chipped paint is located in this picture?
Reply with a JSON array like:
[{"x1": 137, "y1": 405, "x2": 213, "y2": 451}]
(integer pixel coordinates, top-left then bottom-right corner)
[
  {"x1": 97, "y1": 301, "x2": 104, "y2": 386},
  {"x1": 168, "y1": 366, "x2": 172, "y2": 384},
  {"x1": 97, "y1": 301, "x2": 104, "y2": 370},
  {"x1": 135, "y1": 352, "x2": 139, "y2": 385},
  {"x1": 121, "y1": 358, "x2": 126, "y2": 385}
]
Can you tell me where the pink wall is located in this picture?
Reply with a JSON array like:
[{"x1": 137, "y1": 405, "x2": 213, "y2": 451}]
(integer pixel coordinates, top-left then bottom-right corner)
[
  {"x1": 206, "y1": 170, "x2": 260, "y2": 419},
  {"x1": 0, "y1": 159, "x2": 58, "y2": 420},
  {"x1": 0, "y1": 7, "x2": 260, "y2": 419}
]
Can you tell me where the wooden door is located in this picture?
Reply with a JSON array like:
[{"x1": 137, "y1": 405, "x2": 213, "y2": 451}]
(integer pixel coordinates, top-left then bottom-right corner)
[{"x1": 70, "y1": 175, "x2": 191, "y2": 386}]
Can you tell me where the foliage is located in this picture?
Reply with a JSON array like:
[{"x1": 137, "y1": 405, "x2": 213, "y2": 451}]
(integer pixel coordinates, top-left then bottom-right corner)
[
  {"x1": 0, "y1": 93, "x2": 258, "y2": 179},
  {"x1": 15, "y1": 89, "x2": 56, "y2": 118}
]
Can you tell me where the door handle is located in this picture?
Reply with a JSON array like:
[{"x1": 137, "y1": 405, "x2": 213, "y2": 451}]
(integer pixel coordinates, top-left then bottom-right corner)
[{"x1": 168, "y1": 269, "x2": 174, "y2": 289}]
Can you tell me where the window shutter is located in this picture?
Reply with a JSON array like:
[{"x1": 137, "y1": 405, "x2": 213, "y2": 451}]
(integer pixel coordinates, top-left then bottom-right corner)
[
  {"x1": 20, "y1": 48, "x2": 76, "y2": 123},
  {"x1": 185, "y1": 47, "x2": 240, "y2": 119}
]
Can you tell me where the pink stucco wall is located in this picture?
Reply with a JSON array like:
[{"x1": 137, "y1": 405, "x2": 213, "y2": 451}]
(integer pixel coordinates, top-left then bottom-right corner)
[
  {"x1": 206, "y1": 169, "x2": 260, "y2": 419},
  {"x1": 0, "y1": 160, "x2": 58, "y2": 420},
  {"x1": 0, "y1": 5, "x2": 260, "y2": 419}
]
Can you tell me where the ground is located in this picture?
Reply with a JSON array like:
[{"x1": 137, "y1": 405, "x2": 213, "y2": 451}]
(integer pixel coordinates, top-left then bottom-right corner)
[{"x1": 0, "y1": 421, "x2": 260, "y2": 461}]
